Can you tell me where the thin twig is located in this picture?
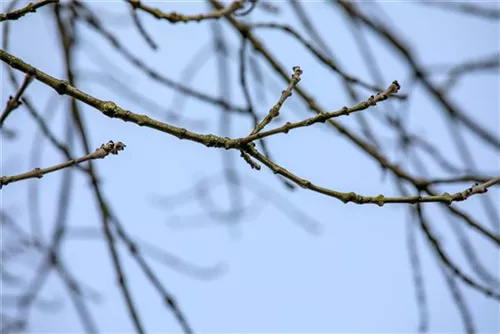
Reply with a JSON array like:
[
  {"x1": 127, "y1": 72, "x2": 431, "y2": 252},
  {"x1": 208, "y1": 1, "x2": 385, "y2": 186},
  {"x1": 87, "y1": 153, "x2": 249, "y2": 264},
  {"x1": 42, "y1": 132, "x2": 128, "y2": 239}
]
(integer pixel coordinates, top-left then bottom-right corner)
[
  {"x1": 420, "y1": 2, "x2": 500, "y2": 21},
  {"x1": 250, "y1": 66, "x2": 303, "y2": 135},
  {"x1": 245, "y1": 144, "x2": 500, "y2": 209},
  {"x1": 243, "y1": 80, "x2": 401, "y2": 144},
  {"x1": 0, "y1": 73, "x2": 34, "y2": 128},
  {"x1": 405, "y1": 210, "x2": 429, "y2": 333},
  {"x1": 0, "y1": 141, "x2": 126, "y2": 188},
  {"x1": 0, "y1": 0, "x2": 58, "y2": 22},
  {"x1": 129, "y1": 6, "x2": 158, "y2": 50}
]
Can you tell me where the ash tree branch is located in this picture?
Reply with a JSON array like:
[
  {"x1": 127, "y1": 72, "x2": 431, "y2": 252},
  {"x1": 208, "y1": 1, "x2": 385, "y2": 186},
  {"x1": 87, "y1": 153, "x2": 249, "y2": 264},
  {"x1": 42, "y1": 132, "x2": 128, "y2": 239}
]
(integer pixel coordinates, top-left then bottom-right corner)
[
  {"x1": 1, "y1": 49, "x2": 499, "y2": 211},
  {"x1": 0, "y1": 141, "x2": 126, "y2": 188}
]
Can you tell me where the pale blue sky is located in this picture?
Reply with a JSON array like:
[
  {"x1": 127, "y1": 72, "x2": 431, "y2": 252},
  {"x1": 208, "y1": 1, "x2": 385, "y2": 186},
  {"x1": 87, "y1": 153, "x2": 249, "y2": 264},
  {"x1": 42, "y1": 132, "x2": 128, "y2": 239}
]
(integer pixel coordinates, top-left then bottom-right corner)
[{"x1": 1, "y1": 1, "x2": 499, "y2": 333}]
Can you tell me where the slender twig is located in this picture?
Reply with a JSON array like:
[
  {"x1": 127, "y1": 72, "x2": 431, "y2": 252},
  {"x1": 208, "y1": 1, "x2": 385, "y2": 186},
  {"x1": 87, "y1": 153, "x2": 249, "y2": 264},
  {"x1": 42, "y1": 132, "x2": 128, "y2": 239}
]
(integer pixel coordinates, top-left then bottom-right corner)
[
  {"x1": 0, "y1": 73, "x2": 34, "y2": 128},
  {"x1": 250, "y1": 66, "x2": 303, "y2": 135},
  {"x1": 441, "y1": 53, "x2": 500, "y2": 91},
  {"x1": 245, "y1": 144, "x2": 500, "y2": 208},
  {"x1": 0, "y1": 141, "x2": 126, "y2": 188},
  {"x1": 405, "y1": 211, "x2": 429, "y2": 333},
  {"x1": 129, "y1": 6, "x2": 158, "y2": 50},
  {"x1": 0, "y1": 0, "x2": 58, "y2": 22},
  {"x1": 243, "y1": 80, "x2": 401, "y2": 144}
]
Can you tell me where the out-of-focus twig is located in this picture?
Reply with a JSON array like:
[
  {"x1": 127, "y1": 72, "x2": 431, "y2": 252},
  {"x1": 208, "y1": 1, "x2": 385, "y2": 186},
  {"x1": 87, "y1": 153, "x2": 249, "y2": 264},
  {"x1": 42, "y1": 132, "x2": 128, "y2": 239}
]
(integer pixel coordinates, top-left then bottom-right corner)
[
  {"x1": 439, "y1": 53, "x2": 499, "y2": 91},
  {"x1": 129, "y1": 5, "x2": 158, "y2": 50},
  {"x1": 420, "y1": 2, "x2": 500, "y2": 21},
  {"x1": 405, "y1": 211, "x2": 429, "y2": 333}
]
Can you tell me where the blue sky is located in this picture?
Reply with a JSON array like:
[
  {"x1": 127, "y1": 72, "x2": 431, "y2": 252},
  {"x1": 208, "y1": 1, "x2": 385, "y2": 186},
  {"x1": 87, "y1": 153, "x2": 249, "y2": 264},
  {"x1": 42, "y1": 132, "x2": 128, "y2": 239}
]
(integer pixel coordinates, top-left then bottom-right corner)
[{"x1": 1, "y1": 1, "x2": 499, "y2": 333}]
